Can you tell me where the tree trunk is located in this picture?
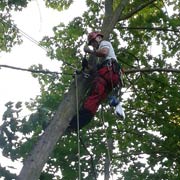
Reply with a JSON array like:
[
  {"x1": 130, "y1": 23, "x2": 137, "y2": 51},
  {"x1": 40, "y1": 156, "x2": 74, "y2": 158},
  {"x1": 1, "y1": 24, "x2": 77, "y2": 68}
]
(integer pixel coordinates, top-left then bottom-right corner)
[{"x1": 17, "y1": 74, "x2": 92, "y2": 180}]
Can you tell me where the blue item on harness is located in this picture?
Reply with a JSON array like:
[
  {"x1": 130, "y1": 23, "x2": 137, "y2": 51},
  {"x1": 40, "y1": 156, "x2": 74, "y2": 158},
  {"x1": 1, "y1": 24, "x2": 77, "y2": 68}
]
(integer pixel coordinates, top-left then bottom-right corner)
[{"x1": 109, "y1": 96, "x2": 119, "y2": 107}]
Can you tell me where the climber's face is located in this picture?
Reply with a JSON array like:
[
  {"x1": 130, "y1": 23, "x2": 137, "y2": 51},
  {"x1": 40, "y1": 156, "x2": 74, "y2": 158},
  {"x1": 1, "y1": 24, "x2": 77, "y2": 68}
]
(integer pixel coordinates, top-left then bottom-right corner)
[{"x1": 90, "y1": 36, "x2": 102, "y2": 49}]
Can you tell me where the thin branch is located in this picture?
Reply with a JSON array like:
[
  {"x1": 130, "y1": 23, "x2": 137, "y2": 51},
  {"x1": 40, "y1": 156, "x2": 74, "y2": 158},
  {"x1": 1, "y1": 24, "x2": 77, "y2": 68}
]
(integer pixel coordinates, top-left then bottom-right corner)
[
  {"x1": 0, "y1": 64, "x2": 62, "y2": 75},
  {"x1": 124, "y1": 68, "x2": 180, "y2": 74},
  {"x1": 120, "y1": 0, "x2": 158, "y2": 21},
  {"x1": 119, "y1": 26, "x2": 180, "y2": 33}
]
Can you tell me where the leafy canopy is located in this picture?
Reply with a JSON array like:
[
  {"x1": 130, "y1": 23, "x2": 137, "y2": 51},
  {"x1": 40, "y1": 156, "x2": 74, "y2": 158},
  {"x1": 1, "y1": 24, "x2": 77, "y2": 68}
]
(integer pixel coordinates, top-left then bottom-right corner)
[{"x1": 1, "y1": 0, "x2": 180, "y2": 179}]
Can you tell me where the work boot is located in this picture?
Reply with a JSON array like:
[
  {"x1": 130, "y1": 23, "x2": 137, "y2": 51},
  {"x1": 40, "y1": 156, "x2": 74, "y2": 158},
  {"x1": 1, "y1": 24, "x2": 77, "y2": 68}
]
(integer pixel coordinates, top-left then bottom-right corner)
[{"x1": 68, "y1": 108, "x2": 94, "y2": 130}]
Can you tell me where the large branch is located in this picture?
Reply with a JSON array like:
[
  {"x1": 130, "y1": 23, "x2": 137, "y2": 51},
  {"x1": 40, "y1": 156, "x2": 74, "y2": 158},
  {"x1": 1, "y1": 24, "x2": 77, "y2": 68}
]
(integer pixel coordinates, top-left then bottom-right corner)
[
  {"x1": 102, "y1": 0, "x2": 158, "y2": 38},
  {"x1": 102, "y1": 0, "x2": 130, "y2": 38},
  {"x1": 104, "y1": 0, "x2": 113, "y2": 17}
]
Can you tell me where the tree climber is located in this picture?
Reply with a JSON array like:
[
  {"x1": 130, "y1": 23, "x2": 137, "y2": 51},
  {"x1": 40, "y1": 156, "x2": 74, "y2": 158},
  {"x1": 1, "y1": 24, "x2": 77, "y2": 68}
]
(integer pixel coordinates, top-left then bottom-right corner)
[{"x1": 69, "y1": 31, "x2": 124, "y2": 130}]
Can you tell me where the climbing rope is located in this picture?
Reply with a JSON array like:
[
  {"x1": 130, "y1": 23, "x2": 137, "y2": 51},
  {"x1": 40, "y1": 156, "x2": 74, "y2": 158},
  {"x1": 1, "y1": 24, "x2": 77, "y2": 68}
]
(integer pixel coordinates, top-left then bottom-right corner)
[{"x1": 74, "y1": 72, "x2": 81, "y2": 180}]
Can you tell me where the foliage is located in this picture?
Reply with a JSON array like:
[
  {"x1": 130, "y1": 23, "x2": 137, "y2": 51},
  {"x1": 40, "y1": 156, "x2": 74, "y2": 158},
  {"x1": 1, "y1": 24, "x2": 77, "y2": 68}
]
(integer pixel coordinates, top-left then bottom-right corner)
[
  {"x1": 45, "y1": 0, "x2": 73, "y2": 11},
  {"x1": 0, "y1": 164, "x2": 16, "y2": 180},
  {"x1": 0, "y1": 0, "x2": 32, "y2": 52},
  {"x1": 1, "y1": 0, "x2": 180, "y2": 179}
]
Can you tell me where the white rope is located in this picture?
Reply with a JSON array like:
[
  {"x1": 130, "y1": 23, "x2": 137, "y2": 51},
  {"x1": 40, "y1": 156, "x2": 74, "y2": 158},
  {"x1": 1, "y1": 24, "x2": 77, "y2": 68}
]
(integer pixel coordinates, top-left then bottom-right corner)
[{"x1": 75, "y1": 73, "x2": 81, "y2": 180}]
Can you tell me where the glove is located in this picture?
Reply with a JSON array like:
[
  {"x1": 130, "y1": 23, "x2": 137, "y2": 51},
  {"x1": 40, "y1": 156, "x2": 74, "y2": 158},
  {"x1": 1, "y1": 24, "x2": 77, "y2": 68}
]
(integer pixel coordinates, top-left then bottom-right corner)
[{"x1": 84, "y1": 46, "x2": 94, "y2": 54}]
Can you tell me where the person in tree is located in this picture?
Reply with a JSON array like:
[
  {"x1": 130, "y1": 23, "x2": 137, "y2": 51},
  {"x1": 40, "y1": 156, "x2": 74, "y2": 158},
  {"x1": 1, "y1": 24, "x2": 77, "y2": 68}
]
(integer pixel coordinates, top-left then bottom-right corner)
[{"x1": 69, "y1": 31, "x2": 124, "y2": 130}]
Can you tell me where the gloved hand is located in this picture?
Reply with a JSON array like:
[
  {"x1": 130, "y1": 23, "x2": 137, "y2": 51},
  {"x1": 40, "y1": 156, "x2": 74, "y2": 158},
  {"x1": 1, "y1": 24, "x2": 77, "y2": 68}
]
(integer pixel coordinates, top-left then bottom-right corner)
[{"x1": 84, "y1": 46, "x2": 94, "y2": 54}]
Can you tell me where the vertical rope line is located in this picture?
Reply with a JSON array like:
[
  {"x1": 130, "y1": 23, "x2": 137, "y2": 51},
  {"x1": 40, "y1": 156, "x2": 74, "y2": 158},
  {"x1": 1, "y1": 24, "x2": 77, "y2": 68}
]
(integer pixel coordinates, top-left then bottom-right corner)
[
  {"x1": 75, "y1": 73, "x2": 81, "y2": 180},
  {"x1": 101, "y1": 106, "x2": 114, "y2": 180}
]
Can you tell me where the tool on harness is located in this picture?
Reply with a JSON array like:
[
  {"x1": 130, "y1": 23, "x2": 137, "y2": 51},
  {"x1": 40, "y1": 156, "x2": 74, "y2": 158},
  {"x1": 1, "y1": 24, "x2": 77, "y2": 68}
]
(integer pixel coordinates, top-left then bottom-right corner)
[
  {"x1": 109, "y1": 95, "x2": 125, "y2": 119},
  {"x1": 115, "y1": 102, "x2": 125, "y2": 119},
  {"x1": 109, "y1": 75, "x2": 125, "y2": 120},
  {"x1": 109, "y1": 96, "x2": 119, "y2": 107}
]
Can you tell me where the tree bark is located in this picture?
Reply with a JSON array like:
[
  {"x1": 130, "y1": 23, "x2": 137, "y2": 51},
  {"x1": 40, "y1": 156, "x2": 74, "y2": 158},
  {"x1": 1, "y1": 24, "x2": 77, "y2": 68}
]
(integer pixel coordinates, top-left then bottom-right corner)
[
  {"x1": 102, "y1": 0, "x2": 129, "y2": 38},
  {"x1": 17, "y1": 75, "x2": 91, "y2": 180}
]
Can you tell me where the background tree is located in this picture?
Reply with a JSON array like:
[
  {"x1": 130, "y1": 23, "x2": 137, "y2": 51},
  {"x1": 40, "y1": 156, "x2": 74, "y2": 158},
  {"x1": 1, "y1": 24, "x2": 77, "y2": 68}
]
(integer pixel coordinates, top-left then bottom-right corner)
[{"x1": 1, "y1": 0, "x2": 180, "y2": 179}]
